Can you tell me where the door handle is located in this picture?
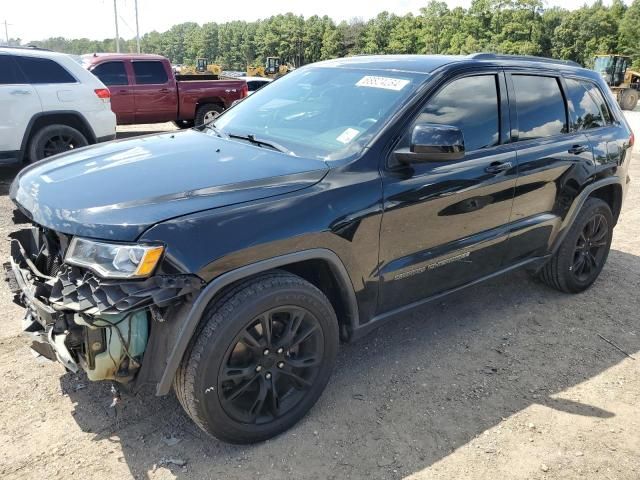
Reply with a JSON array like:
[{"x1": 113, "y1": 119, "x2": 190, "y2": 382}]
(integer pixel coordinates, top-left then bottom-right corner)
[
  {"x1": 485, "y1": 161, "x2": 512, "y2": 174},
  {"x1": 10, "y1": 89, "x2": 31, "y2": 95},
  {"x1": 159, "y1": 88, "x2": 170, "y2": 93},
  {"x1": 568, "y1": 144, "x2": 588, "y2": 155}
]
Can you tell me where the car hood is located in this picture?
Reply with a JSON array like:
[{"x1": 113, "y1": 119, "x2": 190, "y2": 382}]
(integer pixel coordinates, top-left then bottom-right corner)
[{"x1": 11, "y1": 130, "x2": 328, "y2": 241}]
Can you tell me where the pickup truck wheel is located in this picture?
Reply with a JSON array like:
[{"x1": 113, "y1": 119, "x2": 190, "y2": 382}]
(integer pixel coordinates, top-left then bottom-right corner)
[
  {"x1": 174, "y1": 271, "x2": 339, "y2": 444},
  {"x1": 538, "y1": 198, "x2": 613, "y2": 293},
  {"x1": 28, "y1": 124, "x2": 88, "y2": 163},
  {"x1": 195, "y1": 104, "x2": 223, "y2": 126}
]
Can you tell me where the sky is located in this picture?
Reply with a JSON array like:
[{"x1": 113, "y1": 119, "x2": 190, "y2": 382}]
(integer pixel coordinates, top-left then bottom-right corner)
[{"x1": 2, "y1": 0, "x2": 620, "y2": 43}]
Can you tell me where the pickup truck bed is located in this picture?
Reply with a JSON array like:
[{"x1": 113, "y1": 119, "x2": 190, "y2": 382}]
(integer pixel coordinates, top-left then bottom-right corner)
[{"x1": 83, "y1": 53, "x2": 247, "y2": 125}]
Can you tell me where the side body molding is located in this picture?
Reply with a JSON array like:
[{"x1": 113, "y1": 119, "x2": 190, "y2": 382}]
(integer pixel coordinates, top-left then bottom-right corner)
[{"x1": 155, "y1": 248, "x2": 359, "y2": 395}]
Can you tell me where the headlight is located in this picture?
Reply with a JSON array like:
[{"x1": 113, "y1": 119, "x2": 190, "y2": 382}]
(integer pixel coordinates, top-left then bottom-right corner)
[{"x1": 65, "y1": 237, "x2": 164, "y2": 279}]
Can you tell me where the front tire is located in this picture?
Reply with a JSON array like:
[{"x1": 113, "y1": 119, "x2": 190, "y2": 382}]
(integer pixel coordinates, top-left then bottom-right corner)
[
  {"x1": 538, "y1": 198, "x2": 613, "y2": 293},
  {"x1": 174, "y1": 271, "x2": 339, "y2": 444},
  {"x1": 27, "y1": 124, "x2": 88, "y2": 163},
  {"x1": 620, "y1": 88, "x2": 638, "y2": 111}
]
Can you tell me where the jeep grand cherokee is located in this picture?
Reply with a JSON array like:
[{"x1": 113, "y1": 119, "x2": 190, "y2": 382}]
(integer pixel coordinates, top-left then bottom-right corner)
[{"x1": 5, "y1": 53, "x2": 633, "y2": 444}]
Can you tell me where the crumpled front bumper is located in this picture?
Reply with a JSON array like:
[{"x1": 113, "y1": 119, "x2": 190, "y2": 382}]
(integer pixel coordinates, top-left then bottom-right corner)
[{"x1": 4, "y1": 227, "x2": 203, "y2": 380}]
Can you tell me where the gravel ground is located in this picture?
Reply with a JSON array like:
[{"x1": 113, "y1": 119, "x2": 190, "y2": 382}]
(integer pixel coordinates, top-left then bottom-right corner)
[{"x1": 0, "y1": 117, "x2": 639, "y2": 480}]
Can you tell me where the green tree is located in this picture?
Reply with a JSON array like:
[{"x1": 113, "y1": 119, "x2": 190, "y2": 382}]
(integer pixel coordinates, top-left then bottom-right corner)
[{"x1": 619, "y1": 0, "x2": 640, "y2": 66}]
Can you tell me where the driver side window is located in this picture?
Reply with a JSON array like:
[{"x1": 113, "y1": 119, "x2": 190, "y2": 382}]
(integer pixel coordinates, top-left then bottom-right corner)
[{"x1": 400, "y1": 74, "x2": 500, "y2": 153}]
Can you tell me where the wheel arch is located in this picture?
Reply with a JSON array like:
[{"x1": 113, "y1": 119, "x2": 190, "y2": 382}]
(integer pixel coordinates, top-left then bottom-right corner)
[
  {"x1": 155, "y1": 248, "x2": 359, "y2": 396},
  {"x1": 589, "y1": 182, "x2": 623, "y2": 225},
  {"x1": 551, "y1": 177, "x2": 623, "y2": 254},
  {"x1": 196, "y1": 97, "x2": 226, "y2": 110},
  {"x1": 20, "y1": 111, "x2": 97, "y2": 161}
]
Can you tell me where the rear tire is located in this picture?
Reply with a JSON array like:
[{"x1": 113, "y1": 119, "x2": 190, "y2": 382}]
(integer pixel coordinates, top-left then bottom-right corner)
[
  {"x1": 194, "y1": 104, "x2": 223, "y2": 126},
  {"x1": 27, "y1": 124, "x2": 88, "y2": 163},
  {"x1": 173, "y1": 120, "x2": 194, "y2": 129},
  {"x1": 174, "y1": 271, "x2": 339, "y2": 444},
  {"x1": 538, "y1": 198, "x2": 613, "y2": 293},
  {"x1": 620, "y1": 88, "x2": 638, "y2": 111}
]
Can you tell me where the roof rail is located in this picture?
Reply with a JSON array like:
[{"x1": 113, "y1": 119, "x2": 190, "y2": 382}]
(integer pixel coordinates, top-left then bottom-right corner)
[
  {"x1": 468, "y1": 53, "x2": 581, "y2": 68},
  {"x1": 0, "y1": 45, "x2": 52, "y2": 52}
]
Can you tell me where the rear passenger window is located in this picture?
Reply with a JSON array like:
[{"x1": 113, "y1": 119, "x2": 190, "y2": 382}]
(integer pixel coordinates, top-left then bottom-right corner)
[
  {"x1": 16, "y1": 56, "x2": 76, "y2": 84},
  {"x1": 512, "y1": 75, "x2": 567, "y2": 141},
  {"x1": 0, "y1": 55, "x2": 23, "y2": 84},
  {"x1": 414, "y1": 75, "x2": 500, "y2": 151},
  {"x1": 133, "y1": 61, "x2": 168, "y2": 84},
  {"x1": 91, "y1": 61, "x2": 128, "y2": 86},
  {"x1": 565, "y1": 78, "x2": 606, "y2": 130}
]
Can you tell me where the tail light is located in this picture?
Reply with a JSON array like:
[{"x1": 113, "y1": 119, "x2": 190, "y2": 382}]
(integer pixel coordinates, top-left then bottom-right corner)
[
  {"x1": 94, "y1": 88, "x2": 111, "y2": 103},
  {"x1": 241, "y1": 83, "x2": 248, "y2": 98},
  {"x1": 629, "y1": 131, "x2": 635, "y2": 148}
]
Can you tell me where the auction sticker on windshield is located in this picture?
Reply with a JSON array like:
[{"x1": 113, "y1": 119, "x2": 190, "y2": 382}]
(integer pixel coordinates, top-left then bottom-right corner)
[
  {"x1": 336, "y1": 127, "x2": 360, "y2": 144},
  {"x1": 356, "y1": 76, "x2": 410, "y2": 91}
]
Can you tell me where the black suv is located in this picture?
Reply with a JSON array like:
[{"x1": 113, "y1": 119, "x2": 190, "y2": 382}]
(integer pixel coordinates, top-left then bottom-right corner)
[{"x1": 5, "y1": 54, "x2": 633, "y2": 444}]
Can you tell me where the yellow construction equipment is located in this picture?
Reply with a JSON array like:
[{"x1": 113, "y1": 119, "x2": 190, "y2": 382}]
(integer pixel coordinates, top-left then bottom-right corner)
[
  {"x1": 181, "y1": 58, "x2": 222, "y2": 76},
  {"x1": 593, "y1": 54, "x2": 640, "y2": 110},
  {"x1": 247, "y1": 57, "x2": 292, "y2": 78}
]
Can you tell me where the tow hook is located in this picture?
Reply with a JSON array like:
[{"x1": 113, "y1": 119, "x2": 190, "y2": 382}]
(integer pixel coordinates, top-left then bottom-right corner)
[{"x1": 49, "y1": 329, "x2": 78, "y2": 373}]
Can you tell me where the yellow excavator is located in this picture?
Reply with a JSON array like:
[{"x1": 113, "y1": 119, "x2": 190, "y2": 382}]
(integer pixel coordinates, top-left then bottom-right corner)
[
  {"x1": 180, "y1": 58, "x2": 223, "y2": 76},
  {"x1": 593, "y1": 54, "x2": 640, "y2": 110},
  {"x1": 247, "y1": 57, "x2": 292, "y2": 78}
]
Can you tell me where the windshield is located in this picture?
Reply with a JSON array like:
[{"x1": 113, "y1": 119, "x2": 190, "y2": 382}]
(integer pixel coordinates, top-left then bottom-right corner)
[
  {"x1": 594, "y1": 56, "x2": 613, "y2": 74},
  {"x1": 213, "y1": 66, "x2": 423, "y2": 161}
]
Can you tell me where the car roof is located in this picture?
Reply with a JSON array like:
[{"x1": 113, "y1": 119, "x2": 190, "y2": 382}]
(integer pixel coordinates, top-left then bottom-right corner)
[
  {"x1": 0, "y1": 46, "x2": 71, "y2": 59},
  {"x1": 312, "y1": 53, "x2": 591, "y2": 76},
  {"x1": 243, "y1": 76, "x2": 273, "y2": 82},
  {"x1": 82, "y1": 53, "x2": 167, "y2": 64}
]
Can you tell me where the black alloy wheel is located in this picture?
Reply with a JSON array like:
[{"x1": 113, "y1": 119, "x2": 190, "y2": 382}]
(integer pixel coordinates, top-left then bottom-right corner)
[
  {"x1": 571, "y1": 213, "x2": 609, "y2": 282},
  {"x1": 538, "y1": 197, "x2": 613, "y2": 293},
  {"x1": 43, "y1": 133, "x2": 80, "y2": 157},
  {"x1": 28, "y1": 124, "x2": 88, "y2": 163},
  {"x1": 218, "y1": 306, "x2": 324, "y2": 424},
  {"x1": 174, "y1": 271, "x2": 339, "y2": 444}
]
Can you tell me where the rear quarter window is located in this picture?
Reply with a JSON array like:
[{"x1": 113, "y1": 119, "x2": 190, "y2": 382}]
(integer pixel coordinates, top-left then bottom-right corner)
[
  {"x1": 565, "y1": 78, "x2": 606, "y2": 130},
  {"x1": 512, "y1": 75, "x2": 567, "y2": 141},
  {"x1": 582, "y1": 81, "x2": 613, "y2": 125},
  {"x1": 132, "y1": 61, "x2": 168, "y2": 84},
  {"x1": 15, "y1": 56, "x2": 76, "y2": 84}
]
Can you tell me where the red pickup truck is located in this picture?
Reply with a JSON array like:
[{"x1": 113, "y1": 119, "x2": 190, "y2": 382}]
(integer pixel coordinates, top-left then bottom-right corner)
[{"x1": 82, "y1": 54, "x2": 247, "y2": 126}]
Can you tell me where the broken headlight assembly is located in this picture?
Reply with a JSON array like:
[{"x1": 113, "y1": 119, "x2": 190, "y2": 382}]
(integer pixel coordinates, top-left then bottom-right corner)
[{"x1": 64, "y1": 237, "x2": 164, "y2": 279}]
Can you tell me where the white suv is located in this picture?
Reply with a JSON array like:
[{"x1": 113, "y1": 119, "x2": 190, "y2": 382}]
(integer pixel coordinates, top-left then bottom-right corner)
[{"x1": 0, "y1": 47, "x2": 116, "y2": 164}]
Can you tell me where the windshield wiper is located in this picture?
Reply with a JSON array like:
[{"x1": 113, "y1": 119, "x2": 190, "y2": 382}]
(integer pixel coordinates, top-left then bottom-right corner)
[{"x1": 228, "y1": 133, "x2": 295, "y2": 156}]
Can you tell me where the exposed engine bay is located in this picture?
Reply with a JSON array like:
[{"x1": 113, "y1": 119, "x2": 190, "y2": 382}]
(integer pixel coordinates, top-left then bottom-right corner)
[{"x1": 4, "y1": 226, "x2": 202, "y2": 384}]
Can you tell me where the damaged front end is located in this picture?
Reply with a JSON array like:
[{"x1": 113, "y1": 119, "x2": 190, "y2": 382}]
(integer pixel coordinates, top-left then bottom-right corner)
[{"x1": 4, "y1": 226, "x2": 202, "y2": 385}]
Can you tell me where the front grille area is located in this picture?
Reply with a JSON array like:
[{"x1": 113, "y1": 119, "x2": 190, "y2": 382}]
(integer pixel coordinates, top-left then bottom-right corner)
[
  {"x1": 7, "y1": 227, "x2": 203, "y2": 316},
  {"x1": 49, "y1": 264, "x2": 202, "y2": 314}
]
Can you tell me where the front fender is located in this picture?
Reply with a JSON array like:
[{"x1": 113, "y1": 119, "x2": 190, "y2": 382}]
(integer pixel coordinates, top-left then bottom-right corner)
[{"x1": 149, "y1": 249, "x2": 358, "y2": 396}]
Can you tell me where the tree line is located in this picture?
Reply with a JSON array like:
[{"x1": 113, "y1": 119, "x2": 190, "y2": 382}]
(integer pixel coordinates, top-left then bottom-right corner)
[{"x1": 20, "y1": 0, "x2": 640, "y2": 70}]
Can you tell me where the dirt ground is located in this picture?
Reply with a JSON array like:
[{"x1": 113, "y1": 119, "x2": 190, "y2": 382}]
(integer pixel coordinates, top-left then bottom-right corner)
[{"x1": 0, "y1": 117, "x2": 639, "y2": 480}]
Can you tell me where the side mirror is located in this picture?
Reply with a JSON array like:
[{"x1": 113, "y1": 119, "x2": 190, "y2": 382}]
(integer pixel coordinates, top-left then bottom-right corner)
[{"x1": 395, "y1": 123, "x2": 465, "y2": 164}]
